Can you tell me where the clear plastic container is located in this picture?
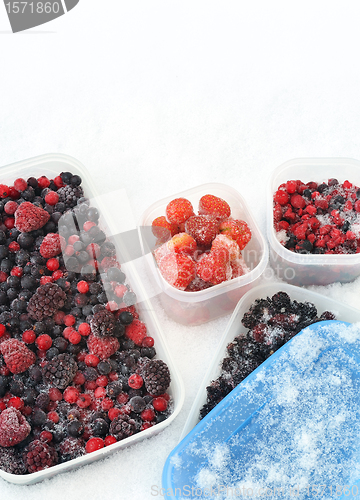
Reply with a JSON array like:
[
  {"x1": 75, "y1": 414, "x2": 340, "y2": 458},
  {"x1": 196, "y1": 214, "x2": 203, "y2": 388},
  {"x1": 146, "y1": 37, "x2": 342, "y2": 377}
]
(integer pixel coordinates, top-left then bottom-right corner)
[
  {"x1": 0, "y1": 153, "x2": 185, "y2": 485},
  {"x1": 180, "y1": 282, "x2": 360, "y2": 440},
  {"x1": 138, "y1": 183, "x2": 268, "y2": 325},
  {"x1": 267, "y1": 157, "x2": 360, "y2": 286}
]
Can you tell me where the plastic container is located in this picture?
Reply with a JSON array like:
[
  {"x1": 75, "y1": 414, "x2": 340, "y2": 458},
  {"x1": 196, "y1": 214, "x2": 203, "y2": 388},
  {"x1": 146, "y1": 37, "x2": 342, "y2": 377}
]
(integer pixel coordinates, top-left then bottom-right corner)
[
  {"x1": 139, "y1": 183, "x2": 268, "y2": 325},
  {"x1": 0, "y1": 154, "x2": 185, "y2": 485},
  {"x1": 180, "y1": 282, "x2": 360, "y2": 440},
  {"x1": 267, "y1": 157, "x2": 360, "y2": 286},
  {"x1": 163, "y1": 319, "x2": 360, "y2": 498}
]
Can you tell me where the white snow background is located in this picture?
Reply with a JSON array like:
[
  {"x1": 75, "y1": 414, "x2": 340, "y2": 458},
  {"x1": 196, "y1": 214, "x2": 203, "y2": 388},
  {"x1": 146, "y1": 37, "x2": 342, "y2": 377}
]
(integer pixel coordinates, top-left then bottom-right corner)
[{"x1": 1, "y1": 1, "x2": 360, "y2": 498}]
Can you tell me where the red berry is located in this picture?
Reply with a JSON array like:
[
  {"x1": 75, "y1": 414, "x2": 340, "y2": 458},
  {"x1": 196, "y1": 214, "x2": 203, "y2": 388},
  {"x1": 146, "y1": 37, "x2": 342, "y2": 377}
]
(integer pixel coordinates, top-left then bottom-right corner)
[
  {"x1": 14, "y1": 178, "x2": 27, "y2": 191},
  {"x1": 128, "y1": 374, "x2": 143, "y2": 389},
  {"x1": 78, "y1": 322, "x2": 91, "y2": 336},
  {"x1": 8, "y1": 241, "x2": 20, "y2": 253},
  {"x1": 196, "y1": 247, "x2": 231, "y2": 285},
  {"x1": 0, "y1": 185, "x2": 10, "y2": 198},
  {"x1": 125, "y1": 320, "x2": 147, "y2": 346},
  {"x1": 114, "y1": 284, "x2": 127, "y2": 298},
  {"x1": 73, "y1": 371, "x2": 86, "y2": 385},
  {"x1": 168, "y1": 232, "x2": 197, "y2": 254},
  {"x1": 4, "y1": 201, "x2": 18, "y2": 215},
  {"x1": 101, "y1": 398, "x2": 114, "y2": 411},
  {"x1": 141, "y1": 408, "x2": 155, "y2": 421},
  {"x1": 77, "y1": 393, "x2": 92, "y2": 408},
  {"x1": 8, "y1": 187, "x2": 20, "y2": 200},
  {"x1": 86, "y1": 437, "x2": 104, "y2": 453},
  {"x1": 185, "y1": 216, "x2": 219, "y2": 247},
  {"x1": 142, "y1": 336, "x2": 154, "y2": 347},
  {"x1": 198, "y1": 194, "x2": 231, "y2": 221},
  {"x1": 53, "y1": 176, "x2": 64, "y2": 188},
  {"x1": 343, "y1": 180, "x2": 352, "y2": 189},
  {"x1": 85, "y1": 380, "x2": 97, "y2": 391},
  {"x1": 274, "y1": 190, "x2": 289, "y2": 205},
  {"x1": 83, "y1": 221, "x2": 96, "y2": 232},
  {"x1": 68, "y1": 331, "x2": 82, "y2": 345},
  {"x1": 96, "y1": 375, "x2": 108, "y2": 387},
  {"x1": 35, "y1": 334, "x2": 52, "y2": 351},
  {"x1": 46, "y1": 258, "x2": 59, "y2": 271},
  {"x1": 40, "y1": 233, "x2": 64, "y2": 258},
  {"x1": 10, "y1": 266, "x2": 23, "y2": 277},
  {"x1": 48, "y1": 388, "x2": 62, "y2": 401},
  {"x1": 63, "y1": 326, "x2": 75, "y2": 340},
  {"x1": 54, "y1": 311, "x2": 65, "y2": 325},
  {"x1": 68, "y1": 235, "x2": 80, "y2": 245},
  {"x1": 40, "y1": 431, "x2": 53, "y2": 443},
  {"x1": 290, "y1": 194, "x2": 306, "y2": 209},
  {"x1": 152, "y1": 397, "x2": 167, "y2": 412},
  {"x1": 8, "y1": 397, "x2": 24, "y2": 410},
  {"x1": 0, "y1": 325, "x2": 6, "y2": 338},
  {"x1": 63, "y1": 386, "x2": 80, "y2": 404},
  {"x1": 45, "y1": 191, "x2": 59, "y2": 205},
  {"x1": 4, "y1": 218, "x2": 14, "y2": 229},
  {"x1": 157, "y1": 252, "x2": 196, "y2": 290},
  {"x1": 47, "y1": 411, "x2": 59, "y2": 423},
  {"x1": 104, "y1": 435, "x2": 117, "y2": 446},
  {"x1": 219, "y1": 218, "x2": 251, "y2": 250},
  {"x1": 94, "y1": 387, "x2": 106, "y2": 399},
  {"x1": 37, "y1": 176, "x2": 50, "y2": 189},
  {"x1": 166, "y1": 198, "x2": 194, "y2": 225},
  {"x1": 52, "y1": 270, "x2": 63, "y2": 280},
  {"x1": 77, "y1": 280, "x2": 89, "y2": 294},
  {"x1": 355, "y1": 200, "x2": 360, "y2": 213},
  {"x1": 108, "y1": 408, "x2": 121, "y2": 421},
  {"x1": 151, "y1": 216, "x2": 178, "y2": 242},
  {"x1": 116, "y1": 392, "x2": 129, "y2": 405},
  {"x1": 141, "y1": 422, "x2": 153, "y2": 430},
  {"x1": 0, "y1": 272, "x2": 8, "y2": 283},
  {"x1": 85, "y1": 354, "x2": 100, "y2": 367},
  {"x1": 64, "y1": 314, "x2": 76, "y2": 327}
]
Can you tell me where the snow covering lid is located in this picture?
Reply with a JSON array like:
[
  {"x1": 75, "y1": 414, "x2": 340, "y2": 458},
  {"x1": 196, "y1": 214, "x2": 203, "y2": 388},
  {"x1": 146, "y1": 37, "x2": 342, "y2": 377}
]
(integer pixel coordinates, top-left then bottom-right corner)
[{"x1": 162, "y1": 320, "x2": 360, "y2": 499}]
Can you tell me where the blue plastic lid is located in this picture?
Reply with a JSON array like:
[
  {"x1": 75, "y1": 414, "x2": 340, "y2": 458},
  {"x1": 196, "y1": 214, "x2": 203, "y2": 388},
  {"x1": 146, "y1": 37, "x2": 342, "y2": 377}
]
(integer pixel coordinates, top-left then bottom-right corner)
[{"x1": 163, "y1": 320, "x2": 360, "y2": 499}]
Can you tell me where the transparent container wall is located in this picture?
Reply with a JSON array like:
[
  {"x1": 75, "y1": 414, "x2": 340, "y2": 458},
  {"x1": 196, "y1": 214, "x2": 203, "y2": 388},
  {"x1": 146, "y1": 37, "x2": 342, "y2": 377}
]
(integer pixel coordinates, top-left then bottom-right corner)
[
  {"x1": 139, "y1": 183, "x2": 268, "y2": 325},
  {"x1": 180, "y1": 283, "x2": 360, "y2": 440},
  {"x1": 267, "y1": 158, "x2": 360, "y2": 286},
  {"x1": 0, "y1": 154, "x2": 184, "y2": 485}
]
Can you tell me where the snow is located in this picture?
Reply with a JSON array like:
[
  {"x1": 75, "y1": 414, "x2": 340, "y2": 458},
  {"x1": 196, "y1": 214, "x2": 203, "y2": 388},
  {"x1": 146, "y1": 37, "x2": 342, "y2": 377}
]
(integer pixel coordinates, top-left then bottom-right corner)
[{"x1": 2, "y1": 1, "x2": 360, "y2": 498}]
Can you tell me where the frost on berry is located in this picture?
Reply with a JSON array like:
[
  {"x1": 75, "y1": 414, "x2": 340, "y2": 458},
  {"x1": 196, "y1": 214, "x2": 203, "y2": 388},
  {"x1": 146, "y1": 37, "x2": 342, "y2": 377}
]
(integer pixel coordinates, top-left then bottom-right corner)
[
  {"x1": 14, "y1": 202, "x2": 50, "y2": 233},
  {"x1": 0, "y1": 407, "x2": 31, "y2": 447}
]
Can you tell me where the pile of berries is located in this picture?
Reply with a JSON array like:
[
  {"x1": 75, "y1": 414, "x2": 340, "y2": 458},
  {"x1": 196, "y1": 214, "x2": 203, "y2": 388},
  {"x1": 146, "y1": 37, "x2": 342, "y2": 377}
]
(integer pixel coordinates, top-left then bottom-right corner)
[
  {"x1": 273, "y1": 178, "x2": 360, "y2": 254},
  {"x1": 200, "y1": 291, "x2": 335, "y2": 419},
  {"x1": 152, "y1": 194, "x2": 252, "y2": 290},
  {"x1": 0, "y1": 172, "x2": 172, "y2": 475}
]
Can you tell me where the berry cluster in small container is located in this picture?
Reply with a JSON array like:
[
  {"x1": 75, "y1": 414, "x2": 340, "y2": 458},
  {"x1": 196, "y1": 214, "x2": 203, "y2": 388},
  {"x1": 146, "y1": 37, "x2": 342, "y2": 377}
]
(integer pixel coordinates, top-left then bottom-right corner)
[
  {"x1": 273, "y1": 178, "x2": 360, "y2": 254},
  {"x1": 152, "y1": 194, "x2": 252, "y2": 290},
  {"x1": 0, "y1": 155, "x2": 181, "y2": 483}
]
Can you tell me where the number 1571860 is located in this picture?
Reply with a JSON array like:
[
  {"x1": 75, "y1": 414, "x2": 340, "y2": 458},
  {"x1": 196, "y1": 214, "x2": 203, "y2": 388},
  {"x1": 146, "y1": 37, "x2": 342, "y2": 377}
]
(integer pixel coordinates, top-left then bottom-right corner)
[{"x1": 5, "y1": 2, "x2": 61, "y2": 14}]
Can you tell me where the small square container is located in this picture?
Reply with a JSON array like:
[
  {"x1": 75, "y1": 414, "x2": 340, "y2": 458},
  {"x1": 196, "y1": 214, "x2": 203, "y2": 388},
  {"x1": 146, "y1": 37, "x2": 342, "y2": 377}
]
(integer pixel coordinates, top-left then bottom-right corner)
[
  {"x1": 0, "y1": 154, "x2": 185, "y2": 485},
  {"x1": 268, "y1": 157, "x2": 360, "y2": 286},
  {"x1": 138, "y1": 183, "x2": 268, "y2": 325},
  {"x1": 180, "y1": 282, "x2": 360, "y2": 439}
]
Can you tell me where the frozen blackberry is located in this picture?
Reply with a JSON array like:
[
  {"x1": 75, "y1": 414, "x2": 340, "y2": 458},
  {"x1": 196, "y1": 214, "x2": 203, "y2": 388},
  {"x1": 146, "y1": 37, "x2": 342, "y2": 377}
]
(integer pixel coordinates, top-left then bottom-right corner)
[
  {"x1": 271, "y1": 292, "x2": 292, "y2": 311},
  {"x1": 23, "y1": 440, "x2": 58, "y2": 473},
  {"x1": 90, "y1": 309, "x2": 116, "y2": 337},
  {"x1": 57, "y1": 185, "x2": 84, "y2": 208},
  {"x1": 27, "y1": 283, "x2": 66, "y2": 321},
  {"x1": 110, "y1": 414, "x2": 137, "y2": 441},
  {"x1": 0, "y1": 446, "x2": 27, "y2": 475},
  {"x1": 141, "y1": 359, "x2": 170, "y2": 396},
  {"x1": 320, "y1": 311, "x2": 336, "y2": 321},
  {"x1": 42, "y1": 353, "x2": 77, "y2": 389}
]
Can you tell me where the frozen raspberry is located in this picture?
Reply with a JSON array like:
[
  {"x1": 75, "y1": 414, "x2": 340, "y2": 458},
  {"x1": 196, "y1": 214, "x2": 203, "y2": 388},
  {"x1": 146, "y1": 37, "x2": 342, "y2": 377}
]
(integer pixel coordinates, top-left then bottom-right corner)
[
  {"x1": 151, "y1": 216, "x2": 178, "y2": 241},
  {"x1": 27, "y1": 282, "x2": 66, "y2": 321},
  {"x1": 40, "y1": 233, "x2": 64, "y2": 258},
  {"x1": 110, "y1": 414, "x2": 137, "y2": 441},
  {"x1": 141, "y1": 359, "x2": 171, "y2": 396},
  {"x1": 23, "y1": 439, "x2": 58, "y2": 473},
  {"x1": 165, "y1": 198, "x2": 194, "y2": 225},
  {"x1": 0, "y1": 338, "x2": 36, "y2": 374},
  {"x1": 198, "y1": 194, "x2": 231, "y2": 221},
  {"x1": 196, "y1": 247, "x2": 231, "y2": 285},
  {"x1": 87, "y1": 334, "x2": 119, "y2": 360},
  {"x1": 274, "y1": 190, "x2": 289, "y2": 205},
  {"x1": 157, "y1": 252, "x2": 196, "y2": 290},
  {"x1": 219, "y1": 218, "x2": 252, "y2": 250},
  {"x1": 0, "y1": 407, "x2": 31, "y2": 446},
  {"x1": 125, "y1": 319, "x2": 147, "y2": 346},
  {"x1": 42, "y1": 353, "x2": 78, "y2": 389},
  {"x1": 14, "y1": 201, "x2": 50, "y2": 233},
  {"x1": 90, "y1": 309, "x2": 116, "y2": 337},
  {"x1": 185, "y1": 215, "x2": 219, "y2": 247}
]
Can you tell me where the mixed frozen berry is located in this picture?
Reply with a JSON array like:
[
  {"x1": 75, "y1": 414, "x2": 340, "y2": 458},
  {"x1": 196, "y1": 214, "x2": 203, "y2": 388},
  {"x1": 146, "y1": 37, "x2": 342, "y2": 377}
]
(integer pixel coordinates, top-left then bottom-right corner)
[
  {"x1": 200, "y1": 292, "x2": 336, "y2": 419},
  {"x1": 152, "y1": 194, "x2": 252, "y2": 290},
  {"x1": 273, "y1": 178, "x2": 360, "y2": 253},
  {"x1": 0, "y1": 173, "x2": 172, "y2": 475}
]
